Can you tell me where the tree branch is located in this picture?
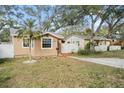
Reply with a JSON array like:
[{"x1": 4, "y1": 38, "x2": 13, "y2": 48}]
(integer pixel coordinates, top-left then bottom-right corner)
[{"x1": 112, "y1": 16, "x2": 124, "y2": 28}]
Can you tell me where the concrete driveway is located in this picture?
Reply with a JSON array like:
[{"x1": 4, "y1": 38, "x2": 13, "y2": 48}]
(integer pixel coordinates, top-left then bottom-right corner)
[{"x1": 70, "y1": 56, "x2": 124, "y2": 69}]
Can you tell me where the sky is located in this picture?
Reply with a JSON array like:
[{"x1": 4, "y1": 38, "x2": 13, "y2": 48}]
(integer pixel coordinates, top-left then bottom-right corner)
[{"x1": 3, "y1": 6, "x2": 53, "y2": 27}]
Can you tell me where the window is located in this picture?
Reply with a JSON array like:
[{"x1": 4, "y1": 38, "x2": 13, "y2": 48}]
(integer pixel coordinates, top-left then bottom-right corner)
[
  {"x1": 42, "y1": 38, "x2": 52, "y2": 48},
  {"x1": 76, "y1": 41, "x2": 80, "y2": 46},
  {"x1": 23, "y1": 38, "x2": 34, "y2": 48}
]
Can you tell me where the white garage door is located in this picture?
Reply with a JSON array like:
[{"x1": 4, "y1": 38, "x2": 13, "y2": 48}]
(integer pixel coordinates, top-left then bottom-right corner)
[
  {"x1": 61, "y1": 44, "x2": 79, "y2": 53},
  {"x1": 0, "y1": 43, "x2": 14, "y2": 58}
]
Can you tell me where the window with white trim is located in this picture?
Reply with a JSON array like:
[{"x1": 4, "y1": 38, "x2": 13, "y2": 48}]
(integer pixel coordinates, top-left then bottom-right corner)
[
  {"x1": 42, "y1": 38, "x2": 52, "y2": 48},
  {"x1": 23, "y1": 38, "x2": 34, "y2": 48}
]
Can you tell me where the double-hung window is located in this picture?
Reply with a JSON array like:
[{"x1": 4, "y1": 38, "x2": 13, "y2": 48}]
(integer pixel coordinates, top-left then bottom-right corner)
[
  {"x1": 42, "y1": 38, "x2": 52, "y2": 48},
  {"x1": 23, "y1": 38, "x2": 34, "y2": 48}
]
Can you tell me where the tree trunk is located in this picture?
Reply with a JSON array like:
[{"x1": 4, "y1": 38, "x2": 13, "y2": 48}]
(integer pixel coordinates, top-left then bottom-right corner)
[
  {"x1": 90, "y1": 17, "x2": 95, "y2": 52},
  {"x1": 108, "y1": 26, "x2": 113, "y2": 46},
  {"x1": 29, "y1": 37, "x2": 32, "y2": 62},
  {"x1": 90, "y1": 36, "x2": 95, "y2": 52},
  {"x1": 108, "y1": 24, "x2": 113, "y2": 38}
]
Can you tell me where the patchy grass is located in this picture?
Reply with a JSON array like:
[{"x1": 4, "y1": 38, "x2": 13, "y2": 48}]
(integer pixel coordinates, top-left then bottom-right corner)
[
  {"x1": 77, "y1": 50, "x2": 124, "y2": 58},
  {"x1": 0, "y1": 57, "x2": 124, "y2": 88}
]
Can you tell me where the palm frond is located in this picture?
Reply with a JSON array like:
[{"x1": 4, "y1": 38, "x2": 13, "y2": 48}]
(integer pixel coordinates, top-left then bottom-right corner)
[
  {"x1": 16, "y1": 19, "x2": 41, "y2": 40},
  {"x1": 32, "y1": 31, "x2": 42, "y2": 39}
]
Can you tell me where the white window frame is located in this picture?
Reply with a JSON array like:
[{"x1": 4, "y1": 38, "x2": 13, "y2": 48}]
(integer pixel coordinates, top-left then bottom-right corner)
[
  {"x1": 41, "y1": 37, "x2": 53, "y2": 49},
  {"x1": 22, "y1": 37, "x2": 35, "y2": 49}
]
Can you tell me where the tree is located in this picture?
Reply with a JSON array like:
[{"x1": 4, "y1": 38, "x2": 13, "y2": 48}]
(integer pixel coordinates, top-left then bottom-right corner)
[
  {"x1": 96, "y1": 27, "x2": 108, "y2": 36},
  {"x1": 51, "y1": 6, "x2": 85, "y2": 30},
  {"x1": 0, "y1": 6, "x2": 16, "y2": 31},
  {"x1": 83, "y1": 6, "x2": 111, "y2": 51},
  {"x1": 83, "y1": 28, "x2": 92, "y2": 36},
  {"x1": 17, "y1": 19, "x2": 41, "y2": 62},
  {"x1": 59, "y1": 25, "x2": 84, "y2": 37},
  {"x1": 0, "y1": 28, "x2": 10, "y2": 42},
  {"x1": 53, "y1": 5, "x2": 109, "y2": 51},
  {"x1": 23, "y1": 5, "x2": 54, "y2": 32},
  {"x1": 104, "y1": 6, "x2": 124, "y2": 37},
  {"x1": 0, "y1": 6, "x2": 22, "y2": 43},
  {"x1": 24, "y1": 5, "x2": 44, "y2": 31}
]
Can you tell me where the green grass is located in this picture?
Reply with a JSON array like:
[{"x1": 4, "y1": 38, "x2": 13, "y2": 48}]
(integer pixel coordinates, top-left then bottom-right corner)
[
  {"x1": 0, "y1": 57, "x2": 124, "y2": 88},
  {"x1": 77, "y1": 50, "x2": 124, "y2": 58}
]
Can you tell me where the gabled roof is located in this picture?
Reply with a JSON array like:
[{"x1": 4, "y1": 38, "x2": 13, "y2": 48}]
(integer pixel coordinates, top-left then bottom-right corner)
[
  {"x1": 64, "y1": 34, "x2": 111, "y2": 41},
  {"x1": 42, "y1": 32, "x2": 64, "y2": 39},
  {"x1": 64, "y1": 34, "x2": 85, "y2": 40},
  {"x1": 10, "y1": 28, "x2": 64, "y2": 39},
  {"x1": 109, "y1": 34, "x2": 123, "y2": 40},
  {"x1": 93, "y1": 36, "x2": 111, "y2": 40}
]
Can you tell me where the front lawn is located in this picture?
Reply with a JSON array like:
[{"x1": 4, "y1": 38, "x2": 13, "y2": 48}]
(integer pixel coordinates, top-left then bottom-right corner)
[
  {"x1": 77, "y1": 50, "x2": 124, "y2": 58},
  {"x1": 0, "y1": 57, "x2": 124, "y2": 88}
]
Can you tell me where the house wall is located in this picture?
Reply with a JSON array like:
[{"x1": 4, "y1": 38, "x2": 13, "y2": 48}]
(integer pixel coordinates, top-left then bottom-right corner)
[
  {"x1": 12, "y1": 35, "x2": 59, "y2": 57},
  {"x1": 65, "y1": 36, "x2": 85, "y2": 49},
  {"x1": 121, "y1": 41, "x2": 124, "y2": 47},
  {"x1": 97, "y1": 40, "x2": 110, "y2": 46},
  {"x1": 110, "y1": 40, "x2": 121, "y2": 46},
  {"x1": 109, "y1": 40, "x2": 124, "y2": 48}
]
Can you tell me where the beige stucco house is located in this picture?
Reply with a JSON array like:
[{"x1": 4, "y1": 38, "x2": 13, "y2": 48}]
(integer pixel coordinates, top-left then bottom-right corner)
[
  {"x1": 11, "y1": 32, "x2": 64, "y2": 57},
  {"x1": 11, "y1": 28, "x2": 122, "y2": 57}
]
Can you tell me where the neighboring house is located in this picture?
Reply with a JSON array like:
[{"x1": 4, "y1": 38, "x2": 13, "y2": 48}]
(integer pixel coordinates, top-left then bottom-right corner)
[
  {"x1": 64, "y1": 35, "x2": 86, "y2": 49},
  {"x1": 11, "y1": 31, "x2": 64, "y2": 57},
  {"x1": 62, "y1": 34, "x2": 124, "y2": 53},
  {"x1": 108, "y1": 34, "x2": 124, "y2": 48},
  {"x1": 63, "y1": 35, "x2": 111, "y2": 49},
  {"x1": 91, "y1": 36, "x2": 111, "y2": 46}
]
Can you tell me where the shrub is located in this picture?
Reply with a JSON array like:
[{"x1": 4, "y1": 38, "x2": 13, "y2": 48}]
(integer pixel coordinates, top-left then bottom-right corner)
[
  {"x1": 84, "y1": 42, "x2": 91, "y2": 50},
  {"x1": 121, "y1": 47, "x2": 124, "y2": 50},
  {"x1": 78, "y1": 49, "x2": 94, "y2": 55}
]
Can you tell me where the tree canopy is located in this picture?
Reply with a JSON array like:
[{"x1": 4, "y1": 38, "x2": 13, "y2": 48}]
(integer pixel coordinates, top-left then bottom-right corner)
[{"x1": 0, "y1": 5, "x2": 124, "y2": 42}]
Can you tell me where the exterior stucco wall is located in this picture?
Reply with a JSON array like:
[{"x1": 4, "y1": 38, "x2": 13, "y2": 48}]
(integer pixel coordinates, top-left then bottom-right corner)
[
  {"x1": 121, "y1": 41, "x2": 124, "y2": 47},
  {"x1": 12, "y1": 35, "x2": 59, "y2": 57},
  {"x1": 12, "y1": 37, "x2": 30, "y2": 56},
  {"x1": 97, "y1": 40, "x2": 110, "y2": 46},
  {"x1": 65, "y1": 36, "x2": 85, "y2": 49}
]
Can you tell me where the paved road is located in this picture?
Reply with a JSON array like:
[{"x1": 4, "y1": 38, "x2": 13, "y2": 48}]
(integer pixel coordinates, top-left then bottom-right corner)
[{"x1": 70, "y1": 56, "x2": 124, "y2": 69}]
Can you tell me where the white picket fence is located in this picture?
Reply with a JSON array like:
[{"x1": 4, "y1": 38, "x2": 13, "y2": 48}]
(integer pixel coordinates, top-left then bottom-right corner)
[
  {"x1": 95, "y1": 45, "x2": 108, "y2": 52},
  {"x1": 95, "y1": 45, "x2": 121, "y2": 52},
  {"x1": 61, "y1": 44, "x2": 79, "y2": 53},
  {"x1": 109, "y1": 46, "x2": 121, "y2": 51},
  {"x1": 0, "y1": 43, "x2": 14, "y2": 58}
]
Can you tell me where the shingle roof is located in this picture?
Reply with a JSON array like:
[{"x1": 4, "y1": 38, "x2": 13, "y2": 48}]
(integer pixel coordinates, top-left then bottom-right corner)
[
  {"x1": 64, "y1": 34, "x2": 111, "y2": 41},
  {"x1": 10, "y1": 28, "x2": 64, "y2": 39},
  {"x1": 43, "y1": 32, "x2": 64, "y2": 39}
]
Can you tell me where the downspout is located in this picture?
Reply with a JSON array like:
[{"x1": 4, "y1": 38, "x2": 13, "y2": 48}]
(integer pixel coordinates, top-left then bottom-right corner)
[{"x1": 57, "y1": 39, "x2": 60, "y2": 56}]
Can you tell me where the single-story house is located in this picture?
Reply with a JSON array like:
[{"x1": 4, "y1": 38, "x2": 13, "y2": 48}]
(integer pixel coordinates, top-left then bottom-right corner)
[
  {"x1": 5, "y1": 28, "x2": 124, "y2": 58},
  {"x1": 11, "y1": 31, "x2": 64, "y2": 57},
  {"x1": 108, "y1": 34, "x2": 124, "y2": 48},
  {"x1": 64, "y1": 35, "x2": 86, "y2": 49},
  {"x1": 90, "y1": 36, "x2": 111, "y2": 46},
  {"x1": 63, "y1": 34, "x2": 111, "y2": 49}
]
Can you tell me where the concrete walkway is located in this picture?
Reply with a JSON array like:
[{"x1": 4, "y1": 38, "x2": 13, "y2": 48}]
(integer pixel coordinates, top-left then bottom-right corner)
[{"x1": 69, "y1": 56, "x2": 124, "y2": 69}]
